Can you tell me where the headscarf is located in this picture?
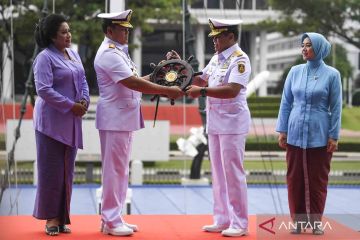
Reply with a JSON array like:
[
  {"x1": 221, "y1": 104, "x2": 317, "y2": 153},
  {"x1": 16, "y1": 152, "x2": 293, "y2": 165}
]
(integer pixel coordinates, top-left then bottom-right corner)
[{"x1": 301, "y1": 32, "x2": 331, "y2": 62}]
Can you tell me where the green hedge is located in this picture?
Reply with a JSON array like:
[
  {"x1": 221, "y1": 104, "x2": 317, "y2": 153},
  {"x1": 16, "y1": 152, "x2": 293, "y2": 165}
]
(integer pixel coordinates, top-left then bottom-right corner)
[
  {"x1": 170, "y1": 141, "x2": 360, "y2": 152},
  {"x1": 248, "y1": 104, "x2": 281, "y2": 111},
  {"x1": 352, "y1": 89, "x2": 360, "y2": 106},
  {"x1": 247, "y1": 96, "x2": 281, "y2": 118},
  {"x1": 247, "y1": 96, "x2": 281, "y2": 103},
  {"x1": 249, "y1": 110, "x2": 279, "y2": 118},
  {"x1": 338, "y1": 142, "x2": 360, "y2": 152}
]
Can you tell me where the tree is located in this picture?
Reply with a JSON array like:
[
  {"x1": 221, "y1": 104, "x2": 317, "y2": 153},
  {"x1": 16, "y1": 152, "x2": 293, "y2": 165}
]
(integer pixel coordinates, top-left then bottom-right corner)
[
  {"x1": 127, "y1": 0, "x2": 181, "y2": 33},
  {"x1": 267, "y1": 0, "x2": 360, "y2": 49},
  {"x1": 0, "y1": 0, "x2": 181, "y2": 95},
  {"x1": 263, "y1": 0, "x2": 356, "y2": 97}
]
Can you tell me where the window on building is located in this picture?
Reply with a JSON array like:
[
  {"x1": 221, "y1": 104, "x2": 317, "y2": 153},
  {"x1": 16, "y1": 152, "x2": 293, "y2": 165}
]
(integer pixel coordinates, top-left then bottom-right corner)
[
  {"x1": 267, "y1": 63, "x2": 277, "y2": 71},
  {"x1": 244, "y1": 0, "x2": 253, "y2": 9},
  {"x1": 256, "y1": 0, "x2": 268, "y2": 9},
  {"x1": 240, "y1": 31, "x2": 251, "y2": 54},
  {"x1": 191, "y1": 0, "x2": 204, "y2": 8},
  {"x1": 142, "y1": 30, "x2": 182, "y2": 75},
  {"x1": 205, "y1": 35, "x2": 214, "y2": 55},
  {"x1": 268, "y1": 44, "x2": 275, "y2": 52},
  {"x1": 223, "y1": 0, "x2": 237, "y2": 9},
  {"x1": 267, "y1": 86, "x2": 278, "y2": 95},
  {"x1": 280, "y1": 63, "x2": 285, "y2": 70},
  {"x1": 237, "y1": 0, "x2": 253, "y2": 9},
  {"x1": 207, "y1": 0, "x2": 220, "y2": 8}
]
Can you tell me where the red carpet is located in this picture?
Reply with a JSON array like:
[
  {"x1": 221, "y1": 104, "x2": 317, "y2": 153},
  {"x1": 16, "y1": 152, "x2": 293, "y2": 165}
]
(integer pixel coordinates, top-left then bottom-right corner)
[
  {"x1": 0, "y1": 215, "x2": 359, "y2": 239},
  {"x1": 0, "y1": 215, "x2": 254, "y2": 240}
]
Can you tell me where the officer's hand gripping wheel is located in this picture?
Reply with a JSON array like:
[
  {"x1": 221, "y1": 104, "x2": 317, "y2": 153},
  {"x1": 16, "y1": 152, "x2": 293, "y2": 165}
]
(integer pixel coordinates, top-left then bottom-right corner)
[{"x1": 149, "y1": 56, "x2": 202, "y2": 127}]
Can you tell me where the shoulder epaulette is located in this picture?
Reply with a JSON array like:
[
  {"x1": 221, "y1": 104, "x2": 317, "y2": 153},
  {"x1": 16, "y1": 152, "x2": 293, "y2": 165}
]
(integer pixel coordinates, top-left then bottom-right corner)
[
  {"x1": 233, "y1": 50, "x2": 243, "y2": 57},
  {"x1": 109, "y1": 43, "x2": 116, "y2": 49}
]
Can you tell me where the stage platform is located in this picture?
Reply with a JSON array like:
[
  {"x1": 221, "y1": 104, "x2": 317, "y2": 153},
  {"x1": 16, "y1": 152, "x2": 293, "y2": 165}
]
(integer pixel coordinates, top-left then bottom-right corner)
[
  {"x1": 1, "y1": 185, "x2": 360, "y2": 239},
  {"x1": 0, "y1": 215, "x2": 359, "y2": 240}
]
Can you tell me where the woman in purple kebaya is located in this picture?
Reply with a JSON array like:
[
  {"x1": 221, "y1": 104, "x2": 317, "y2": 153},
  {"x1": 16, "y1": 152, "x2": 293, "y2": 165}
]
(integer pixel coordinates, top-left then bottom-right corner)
[{"x1": 32, "y1": 14, "x2": 89, "y2": 236}]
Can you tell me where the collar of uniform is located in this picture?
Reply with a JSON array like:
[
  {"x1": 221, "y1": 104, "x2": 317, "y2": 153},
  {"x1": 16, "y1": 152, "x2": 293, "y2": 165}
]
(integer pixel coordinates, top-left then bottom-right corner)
[
  {"x1": 218, "y1": 43, "x2": 239, "y2": 61},
  {"x1": 104, "y1": 36, "x2": 129, "y2": 54}
]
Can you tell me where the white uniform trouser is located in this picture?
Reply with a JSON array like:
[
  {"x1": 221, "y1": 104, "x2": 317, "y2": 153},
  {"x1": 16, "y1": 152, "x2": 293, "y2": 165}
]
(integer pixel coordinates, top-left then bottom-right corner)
[
  {"x1": 99, "y1": 130, "x2": 133, "y2": 228},
  {"x1": 208, "y1": 133, "x2": 248, "y2": 229}
]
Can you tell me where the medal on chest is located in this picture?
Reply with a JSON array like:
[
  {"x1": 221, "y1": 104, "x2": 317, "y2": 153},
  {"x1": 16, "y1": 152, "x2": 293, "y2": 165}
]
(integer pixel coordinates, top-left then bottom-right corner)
[{"x1": 131, "y1": 67, "x2": 139, "y2": 77}]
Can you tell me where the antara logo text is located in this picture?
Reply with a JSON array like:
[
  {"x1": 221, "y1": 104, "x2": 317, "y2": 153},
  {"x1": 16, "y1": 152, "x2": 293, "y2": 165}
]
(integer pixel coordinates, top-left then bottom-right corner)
[{"x1": 259, "y1": 217, "x2": 333, "y2": 235}]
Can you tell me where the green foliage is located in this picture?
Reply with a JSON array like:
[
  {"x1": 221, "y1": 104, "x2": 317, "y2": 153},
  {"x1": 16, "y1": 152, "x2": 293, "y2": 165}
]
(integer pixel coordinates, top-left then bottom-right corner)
[
  {"x1": 143, "y1": 159, "x2": 360, "y2": 172},
  {"x1": 0, "y1": 0, "x2": 181, "y2": 95},
  {"x1": 352, "y1": 89, "x2": 360, "y2": 106},
  {"x1": 128, "y1": 0, "x2": 181, "y2": 33},
  {"x1": 169, "y1": 139, "x2": 360, "y2": 152},
  {"x1": 267, "y1": 0, "x2": 360, "y2": 49},
  {"x1": 247, "y1": 96, "x2": 281, "y2": 118},
  {"x1": 342, "y1": 107, "x2": 360, "y2": 130}
]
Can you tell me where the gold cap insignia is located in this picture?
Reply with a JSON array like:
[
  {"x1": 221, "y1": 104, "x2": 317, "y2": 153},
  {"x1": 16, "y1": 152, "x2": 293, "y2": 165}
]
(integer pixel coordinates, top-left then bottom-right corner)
[
  {"x1": 208, "y1": 19, "x2": 227, "y2": 37},
  {"x1": 208, "y1": 18, "x2": 242, "y2": 37},
  {"x1": 98, "y1": 10, "x2": 134, "y2": 28},
  {"x1": 112, "y1": 10, "x2": 133, "y2": 28}
]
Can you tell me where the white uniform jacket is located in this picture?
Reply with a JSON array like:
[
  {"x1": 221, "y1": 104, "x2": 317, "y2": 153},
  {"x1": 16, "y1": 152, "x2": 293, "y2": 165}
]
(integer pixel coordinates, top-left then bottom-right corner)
[
  {"x1": 94, "y1": 37, "x2": 144, "y2": 131},
  {"x1": 201, "y1": 43, "x2": 251, "y2": 135}
]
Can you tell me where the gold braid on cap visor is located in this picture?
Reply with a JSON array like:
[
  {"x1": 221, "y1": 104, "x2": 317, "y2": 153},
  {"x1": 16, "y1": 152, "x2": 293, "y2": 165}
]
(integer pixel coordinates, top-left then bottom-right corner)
[
  {"x1": 111, "y1": 20, "x2": 133, "y2": 28},
  {"x1": 208, "y1": 27, "x2": 228, "y2": 37}
]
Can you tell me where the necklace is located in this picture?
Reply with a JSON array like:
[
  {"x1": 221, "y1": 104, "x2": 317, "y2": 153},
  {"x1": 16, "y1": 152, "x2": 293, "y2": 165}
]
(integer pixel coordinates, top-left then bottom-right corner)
[
  {"x1": 63, "y1": 51, "x2": 71, "y2": 60},
  {"x1": 307, "y1": 64, "x2": 321, "y2": 81}
]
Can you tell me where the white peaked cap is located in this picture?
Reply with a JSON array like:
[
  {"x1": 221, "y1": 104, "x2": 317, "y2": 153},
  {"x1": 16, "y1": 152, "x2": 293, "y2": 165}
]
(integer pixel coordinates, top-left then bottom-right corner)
[
  {"x1": 208, "y1": 18, "x2": 242, "y2": 37},
  {"x1": 97, "y1": 9, "x2": 133, "y2": 28}
]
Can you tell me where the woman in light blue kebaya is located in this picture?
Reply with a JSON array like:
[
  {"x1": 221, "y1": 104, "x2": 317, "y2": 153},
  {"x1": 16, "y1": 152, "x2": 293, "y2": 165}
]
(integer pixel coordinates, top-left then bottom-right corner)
[{"x1": 276, "y1": 32, "x2": 342, "y2": 235}]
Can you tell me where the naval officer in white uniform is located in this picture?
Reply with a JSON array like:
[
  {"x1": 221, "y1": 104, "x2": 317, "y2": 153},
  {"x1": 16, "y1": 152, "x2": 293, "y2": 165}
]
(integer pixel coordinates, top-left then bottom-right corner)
[
  {"x1": 169, "y1": 18, "x2": 251, "y2": 237},
  {"x1": 94, "y1": 9, "x2": 183, "y2": 236}
]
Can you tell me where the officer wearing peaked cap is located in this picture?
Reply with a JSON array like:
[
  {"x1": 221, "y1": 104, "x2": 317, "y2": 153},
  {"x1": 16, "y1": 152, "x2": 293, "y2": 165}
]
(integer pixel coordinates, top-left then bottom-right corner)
[
  {"x1": 97, "y1": 9, "x2": 134, "y2": 28},
  {"x1": 208, "y1": 18, "x2": 243, "y2": 37},
  {"x1": 168, "y1": 18, "x2": 251, "y2": 237},
  {"x1": 94, "y1": 9, "x2": 184, "y2": 237}
]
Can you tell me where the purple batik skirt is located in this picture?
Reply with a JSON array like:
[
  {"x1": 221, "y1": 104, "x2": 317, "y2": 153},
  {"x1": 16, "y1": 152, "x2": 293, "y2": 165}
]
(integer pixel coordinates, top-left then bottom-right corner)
[{"x1": 33, "y1": 130, "x2": 77, "y2": 225}]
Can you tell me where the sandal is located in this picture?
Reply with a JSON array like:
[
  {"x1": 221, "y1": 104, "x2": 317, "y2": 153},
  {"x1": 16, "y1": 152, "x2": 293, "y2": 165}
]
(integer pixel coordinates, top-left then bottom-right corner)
[
  {"x1": 59, "y1": 225, "x2": 71, "y2": 233},
  {"x1": 45, "y1": 225, "x2": 59, "y2": 236}
]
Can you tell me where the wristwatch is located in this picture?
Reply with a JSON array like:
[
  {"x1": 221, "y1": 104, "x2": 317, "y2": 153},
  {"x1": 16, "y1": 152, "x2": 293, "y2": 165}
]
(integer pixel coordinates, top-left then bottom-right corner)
[{"x1": 200, "y1": 87, "x2": 207, "y2": 97}]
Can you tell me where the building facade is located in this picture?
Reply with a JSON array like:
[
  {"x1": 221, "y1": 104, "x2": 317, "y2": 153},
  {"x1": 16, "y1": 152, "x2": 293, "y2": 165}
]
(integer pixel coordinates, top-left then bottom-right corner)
[{"x1": 111, "y1": 0, "x2": 360, "y2": 97}]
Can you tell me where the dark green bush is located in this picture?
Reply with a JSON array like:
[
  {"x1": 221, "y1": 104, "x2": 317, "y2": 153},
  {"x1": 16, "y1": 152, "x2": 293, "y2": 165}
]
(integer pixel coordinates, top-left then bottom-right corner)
[
  {"x1": 247, "y1": 96, "x2": 281, "y2": 118},
  {"x1": 352, "y1": 89, "x2": 360, "y2": 106},
  {"x1": 170, "y1": 141, "x2": 360, "y2": 152}
]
